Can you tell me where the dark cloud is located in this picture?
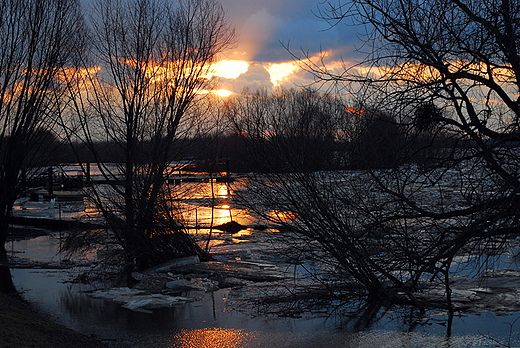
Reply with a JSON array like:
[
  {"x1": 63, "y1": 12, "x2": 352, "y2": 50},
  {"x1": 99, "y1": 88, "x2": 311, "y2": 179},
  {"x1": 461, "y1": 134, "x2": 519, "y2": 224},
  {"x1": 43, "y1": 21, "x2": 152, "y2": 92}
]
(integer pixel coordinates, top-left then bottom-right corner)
[
  {"x1": 215, "y1": 0, "x2": 364, "y2": 91},
  {"x1": 80, "y1": 0, "x2": 361, "y2": 64},
  {"x1": 219, "y1": 0, "x2": 361, "y2": 63}
]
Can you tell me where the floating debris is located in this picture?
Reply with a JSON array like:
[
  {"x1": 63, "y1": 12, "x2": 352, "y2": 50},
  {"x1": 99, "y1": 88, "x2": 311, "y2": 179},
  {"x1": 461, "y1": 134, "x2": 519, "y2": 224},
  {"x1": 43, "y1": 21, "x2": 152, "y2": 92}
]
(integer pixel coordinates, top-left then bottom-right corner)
[
  {"x1": 88, "y1": 287, "x2": 194, "y2": 313},
  {"x1": 166, "y1": 278, "x2": 219, "y2": 292},
  {"x1": 144, "y1": 255, "x2": 201, "y2": 273},
  {"x1": 215, "y1": 221, "x2": 247, "y2": 233}
]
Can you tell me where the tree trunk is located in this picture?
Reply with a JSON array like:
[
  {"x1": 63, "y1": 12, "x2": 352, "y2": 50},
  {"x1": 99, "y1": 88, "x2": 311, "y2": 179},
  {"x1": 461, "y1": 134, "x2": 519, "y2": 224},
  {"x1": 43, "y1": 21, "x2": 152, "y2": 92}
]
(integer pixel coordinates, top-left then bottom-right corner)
[
  {"x1": 0, "y1": 246, "x2": 16, "y2": 294},
  {"x1": 0, "y1": 201, "x2": 17, "y2": 294}
]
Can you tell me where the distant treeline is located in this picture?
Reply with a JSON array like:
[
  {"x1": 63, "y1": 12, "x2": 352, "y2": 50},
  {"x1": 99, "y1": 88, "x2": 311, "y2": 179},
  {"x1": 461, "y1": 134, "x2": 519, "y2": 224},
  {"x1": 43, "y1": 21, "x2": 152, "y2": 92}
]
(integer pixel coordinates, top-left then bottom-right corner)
[
  {"x1": 28, "y1": 126, "x2": 466, "y2": 174},
  {"x1": 15, "y1": 101, "x2": 497, "y2": 175}
]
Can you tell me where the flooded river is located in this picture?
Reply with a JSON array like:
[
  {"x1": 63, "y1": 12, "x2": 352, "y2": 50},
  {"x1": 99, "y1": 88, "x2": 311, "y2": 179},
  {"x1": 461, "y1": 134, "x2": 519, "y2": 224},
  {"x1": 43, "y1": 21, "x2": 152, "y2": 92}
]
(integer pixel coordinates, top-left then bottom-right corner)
[
  {"x1": 9, "y1": 233, "x2": 520, "y2": 346},
  {"x1": 8, "y1": 174, "x2": 520, "y2": 347},
  {"x1": 11, "y1": 264, "x2": 520, "y2": 347}
]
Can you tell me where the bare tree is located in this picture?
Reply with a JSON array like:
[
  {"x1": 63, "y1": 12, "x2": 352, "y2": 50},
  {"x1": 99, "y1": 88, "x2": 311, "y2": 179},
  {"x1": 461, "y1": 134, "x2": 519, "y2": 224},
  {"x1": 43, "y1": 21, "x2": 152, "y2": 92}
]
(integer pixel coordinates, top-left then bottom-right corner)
[
  {"x1": 229, "y1": 0, "x2": 520, "y2": 314},
  {"x1": 319, "y1": 0, "x2": 520, "y2": 311},
  {"x1": 0, "y1": 0, "x2": 83, "y2": 294},
  {"x1": 63, "y1": 0, "x2": 235, "y2": 275},
  {"x1": 227, "y1": 88, "x2": 432, "y2": 308},
  {"x1": 226, "y1": 88, "x2": 347, "y2": 172}
]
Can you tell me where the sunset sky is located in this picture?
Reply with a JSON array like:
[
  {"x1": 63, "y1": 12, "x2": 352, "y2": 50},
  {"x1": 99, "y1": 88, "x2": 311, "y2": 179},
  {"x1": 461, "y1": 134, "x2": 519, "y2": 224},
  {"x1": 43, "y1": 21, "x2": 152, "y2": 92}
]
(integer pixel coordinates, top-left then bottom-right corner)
[
  {"x1": 80, "y1": 0, "x2": 362, "y2": 95},
  {"x1": 209, "y1": 0, "x2": 361, "y2": 94}
]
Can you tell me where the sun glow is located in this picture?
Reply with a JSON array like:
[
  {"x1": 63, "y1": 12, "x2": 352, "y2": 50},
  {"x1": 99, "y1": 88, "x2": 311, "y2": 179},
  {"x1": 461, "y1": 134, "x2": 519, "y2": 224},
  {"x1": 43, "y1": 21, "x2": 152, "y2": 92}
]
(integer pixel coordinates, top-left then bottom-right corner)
[
  {"x1": 379, "y1": 60, "x2": 516, "y2": 83},
  {"x1": 199, "y1": 89, "x2": 233, "y2": 97},
  {"x1": 266, "y1": 51, "x2": 335, "y2": 86},
  {"x1": 212, "y1": 89, "x2": 233, "y2": 97},
  {"x1": 209, "y1": 60, "x2": 249, "y2": 79},
  {"x1": 267, "y1": 61, "x2": 299, "y2": 86},
  {"x1": 345, "y1": 107, "x2": 364, "y2": 116},
  {"x1": 59, "y1": 66, "x2": 102, "y2": 80}
]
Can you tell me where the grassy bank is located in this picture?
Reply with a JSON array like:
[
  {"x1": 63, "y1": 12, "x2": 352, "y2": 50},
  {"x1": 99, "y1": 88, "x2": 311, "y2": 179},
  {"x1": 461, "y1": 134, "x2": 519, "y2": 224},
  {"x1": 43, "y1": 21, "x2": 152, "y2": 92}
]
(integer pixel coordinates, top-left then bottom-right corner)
[{"x1": 0, "y1": 293, "x2": 105, "y2": 348}]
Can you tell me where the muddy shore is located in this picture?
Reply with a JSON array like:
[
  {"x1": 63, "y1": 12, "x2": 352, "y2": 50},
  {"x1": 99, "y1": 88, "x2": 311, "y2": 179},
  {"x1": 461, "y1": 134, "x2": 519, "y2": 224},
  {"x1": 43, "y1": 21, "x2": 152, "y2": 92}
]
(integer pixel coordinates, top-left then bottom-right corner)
[{"x1": 0, "y1": 293, "x2": 105, "y2": 348}]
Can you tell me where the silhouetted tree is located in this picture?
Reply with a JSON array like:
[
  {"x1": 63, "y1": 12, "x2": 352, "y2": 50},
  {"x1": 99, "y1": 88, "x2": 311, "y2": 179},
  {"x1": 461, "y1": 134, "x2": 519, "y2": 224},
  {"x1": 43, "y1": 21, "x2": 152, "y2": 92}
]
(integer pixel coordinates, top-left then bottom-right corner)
[
  {"x1": 63, "y1": 0, "x2": 235, "y2": 275},
  {"x1": 226, "y1": 88, "x2": 346, "y2": 172},
  {"x1": 0, "y1": 0, "x2": 83, "y2": 294},
  {"x1": 348, "y1": 110, "x2": 405, "y2": 169},
  {"x1": 233, "y1": 0, "x2": 520, "y2": 312}
]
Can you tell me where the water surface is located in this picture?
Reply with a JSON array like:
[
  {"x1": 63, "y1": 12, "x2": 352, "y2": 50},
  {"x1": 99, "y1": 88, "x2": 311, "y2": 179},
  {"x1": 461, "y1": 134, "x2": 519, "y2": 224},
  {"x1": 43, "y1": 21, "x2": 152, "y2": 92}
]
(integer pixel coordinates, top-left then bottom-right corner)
[{"x1": 11, "y1": 238, "x2": 520, "y2": 347}]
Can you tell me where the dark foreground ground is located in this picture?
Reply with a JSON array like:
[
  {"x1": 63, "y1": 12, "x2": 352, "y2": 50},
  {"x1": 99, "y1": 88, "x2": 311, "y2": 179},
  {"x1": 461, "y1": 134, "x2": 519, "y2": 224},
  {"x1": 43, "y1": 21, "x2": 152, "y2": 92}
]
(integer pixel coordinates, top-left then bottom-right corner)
[{"x1": 0, "y1": 293, "x2": 105, "y2": 348}]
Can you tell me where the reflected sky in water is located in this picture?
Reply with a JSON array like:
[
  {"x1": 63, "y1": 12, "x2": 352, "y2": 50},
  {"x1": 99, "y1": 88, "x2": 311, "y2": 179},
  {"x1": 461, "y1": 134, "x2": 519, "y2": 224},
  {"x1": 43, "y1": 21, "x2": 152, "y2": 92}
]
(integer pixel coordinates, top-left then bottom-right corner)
[
  {"x1": 12, "y1": 177, "x2": 262, "y2": 232},
  {"x1": 9, "y1": 168, "x2": 520, "y2": 347},
  {"x1": 177, "y1": 181, "x2": 258, "y2": 230},
  {"x1": 11, "y1": 265, "x2": 520, "y2": 348}
]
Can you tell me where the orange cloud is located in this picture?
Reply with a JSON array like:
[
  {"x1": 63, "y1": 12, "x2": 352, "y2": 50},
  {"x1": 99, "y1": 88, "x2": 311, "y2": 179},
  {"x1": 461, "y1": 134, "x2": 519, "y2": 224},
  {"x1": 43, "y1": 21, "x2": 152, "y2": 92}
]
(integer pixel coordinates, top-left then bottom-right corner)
[
  {"x1": 267, "y1": 62, "x2": 299, "y2": 86},
  {"x1": 265, "y1": 50, "x2": 341, "y2": 87}
]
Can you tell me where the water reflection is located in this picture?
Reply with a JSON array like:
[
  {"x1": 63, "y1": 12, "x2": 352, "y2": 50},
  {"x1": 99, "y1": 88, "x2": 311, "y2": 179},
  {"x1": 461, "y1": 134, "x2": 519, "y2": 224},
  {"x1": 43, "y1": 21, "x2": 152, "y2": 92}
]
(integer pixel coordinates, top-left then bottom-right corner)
[
  {"x1": 9, "y1": 234, "x2": 62, "y2": 263},
  {"x1": 12, "y1": 178, "x2": 263, "y2": 233},
  {"x1": 10, "y1": 168, "x2": 520, "y2": 347},
  {"x1": 170, "y1": 328, "x2": 256, "y2": 348},
  {"x1": 11, "y1": 243, "x2": 520, "y2": 347},
  {"x1": 176, "y1": 181, "x2": 258, "y2": 230},
  {"x1": 217, "y1": 184, "x2": 229, "y2": 199},
  {"x1": 267, "y1": 209, "x2": 297, "y2": 223},
  {"x1": 9, "y1": 232, "x2": 96, "y2": 263},
  {"x1": 12, "y1": 268, "x2": 345, "y2": 347}
]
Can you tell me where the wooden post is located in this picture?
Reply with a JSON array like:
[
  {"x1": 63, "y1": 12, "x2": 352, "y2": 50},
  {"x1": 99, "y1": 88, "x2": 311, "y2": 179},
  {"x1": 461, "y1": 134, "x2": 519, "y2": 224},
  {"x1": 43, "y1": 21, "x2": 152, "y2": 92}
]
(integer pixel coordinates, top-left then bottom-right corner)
[
  {"x1": 86, "y1": 162, "x2": 91, "y2": 184},
  {"x1": 47, "y1": 167, "x2": 53, "y2": 195},
  {"x1": 226, "y1": 159, "x2": 230, "y2": 178},
  {"x1": 195, "y1": 208, "x2": 198, "y2": 234}
]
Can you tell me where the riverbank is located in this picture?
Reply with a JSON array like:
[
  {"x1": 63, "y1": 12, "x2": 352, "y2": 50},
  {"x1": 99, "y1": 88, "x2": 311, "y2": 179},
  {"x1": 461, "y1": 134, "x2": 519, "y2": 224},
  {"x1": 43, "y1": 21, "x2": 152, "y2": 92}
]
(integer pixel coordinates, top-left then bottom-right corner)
[{"x1": 0, "y1": 293, "x2": 104, "y2": 348}]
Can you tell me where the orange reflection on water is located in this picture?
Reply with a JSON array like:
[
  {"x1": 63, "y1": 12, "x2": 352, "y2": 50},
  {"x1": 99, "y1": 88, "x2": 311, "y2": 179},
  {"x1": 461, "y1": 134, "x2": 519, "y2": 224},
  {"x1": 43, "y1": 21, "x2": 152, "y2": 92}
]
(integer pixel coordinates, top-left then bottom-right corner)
[
  {"x1": 217, "y1": 184, "x2": 229, "y2": 198},
  {"x1": 214, "y1": 206, "x2": 232, "y2": 226},
  {"x1": 170, "y1": 328, "x2": 255, "y2": 348},
  {"x1": 234, "y1": 229, "x2": 252, "y2": 237},
  {"x1": 268, "y1": 209, "x2": 298, "y2": 223}
]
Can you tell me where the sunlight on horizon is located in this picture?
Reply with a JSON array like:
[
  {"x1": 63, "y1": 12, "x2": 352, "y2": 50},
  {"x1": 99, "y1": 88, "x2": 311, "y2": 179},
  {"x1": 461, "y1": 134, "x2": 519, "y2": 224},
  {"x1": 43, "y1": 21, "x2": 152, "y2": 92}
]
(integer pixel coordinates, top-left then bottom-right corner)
[
  {"x1": 199, "y1": 89, "x2": 234, "y2": 97},
  {"x1": 210, "y1": 60, "x2": 249, "y2": 79},
  {"x1": 212, "y1": 89, "x2": 233, "y2": 97}
]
